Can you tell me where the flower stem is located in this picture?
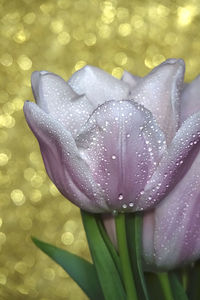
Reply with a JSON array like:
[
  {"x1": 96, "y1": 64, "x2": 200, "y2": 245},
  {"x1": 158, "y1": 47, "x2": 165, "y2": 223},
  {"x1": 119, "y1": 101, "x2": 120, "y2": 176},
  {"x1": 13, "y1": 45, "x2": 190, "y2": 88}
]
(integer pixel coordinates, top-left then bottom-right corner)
[
  {"x1": 115, "y1": 213, "x2": 138, "y2": 300},
  {"x1": 157, "y1": 272, "x2": 174, "y2": 300}
]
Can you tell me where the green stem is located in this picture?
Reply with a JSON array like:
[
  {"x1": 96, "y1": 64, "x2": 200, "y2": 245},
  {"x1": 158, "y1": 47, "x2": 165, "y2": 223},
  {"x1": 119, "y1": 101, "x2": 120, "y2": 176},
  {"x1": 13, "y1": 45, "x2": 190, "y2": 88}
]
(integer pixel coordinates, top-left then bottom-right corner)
[
  {"x1": 115, "y1": 213, "x2": 138, "y2": 300},
  {"x1": 157, "y1": 273, "x2": 174, "y2": 300}
]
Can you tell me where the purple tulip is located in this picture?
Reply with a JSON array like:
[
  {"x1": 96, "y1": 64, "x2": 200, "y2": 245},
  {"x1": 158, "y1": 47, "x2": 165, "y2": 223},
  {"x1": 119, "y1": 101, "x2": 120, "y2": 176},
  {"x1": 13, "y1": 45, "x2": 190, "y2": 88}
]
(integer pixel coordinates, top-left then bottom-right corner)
[{"x1": 24, "y1": 59, "x2": 200, "y2": 213}]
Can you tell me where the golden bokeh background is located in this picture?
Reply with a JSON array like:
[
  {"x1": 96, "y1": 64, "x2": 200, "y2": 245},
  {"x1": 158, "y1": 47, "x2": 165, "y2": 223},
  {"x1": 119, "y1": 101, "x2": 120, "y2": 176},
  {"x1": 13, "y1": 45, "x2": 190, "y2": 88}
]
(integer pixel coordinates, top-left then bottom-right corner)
[{"x1": 1, "y1": 0, "x2": 200, "y2": 299}]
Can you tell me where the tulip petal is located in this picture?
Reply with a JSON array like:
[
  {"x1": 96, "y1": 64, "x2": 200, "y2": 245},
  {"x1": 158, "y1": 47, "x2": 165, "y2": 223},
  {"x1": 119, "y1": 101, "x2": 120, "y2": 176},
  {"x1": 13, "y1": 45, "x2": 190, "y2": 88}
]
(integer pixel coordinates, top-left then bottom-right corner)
[
  {"x1": 151, "y1": 149, "x2": 200, "y2": 269},
  {"x1": 24, "y1": 101, "x2": 108, "y2": 213},
  {"x1": 121, "y1": 71, "x2": 140, "y2": 88},
  {"x1": 130, "y1": 59, "x2": 185, "y2": 143},
  {"x1": 31, "y1": 71, "x2": 94, "y2": 137},
  {"x1": 76, "y1": 100, "x2": 166, "y2": 212},
  {"x1": 68, "y1": 65, "x2": 130, "y2": 107},
  {"x1": 180, "y1": 75, "x2": 200, "y2": 123},
  {"x1": 138, "y1": 111, "x2": 200, "y2": 211}
]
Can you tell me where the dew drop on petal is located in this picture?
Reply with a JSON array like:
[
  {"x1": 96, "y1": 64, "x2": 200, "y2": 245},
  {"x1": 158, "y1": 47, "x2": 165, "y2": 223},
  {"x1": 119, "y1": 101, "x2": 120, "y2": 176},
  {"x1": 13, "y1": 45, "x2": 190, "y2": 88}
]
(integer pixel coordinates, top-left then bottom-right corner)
[{"x1": 118, "y1": 194, "x2": 123, "y2": 200}]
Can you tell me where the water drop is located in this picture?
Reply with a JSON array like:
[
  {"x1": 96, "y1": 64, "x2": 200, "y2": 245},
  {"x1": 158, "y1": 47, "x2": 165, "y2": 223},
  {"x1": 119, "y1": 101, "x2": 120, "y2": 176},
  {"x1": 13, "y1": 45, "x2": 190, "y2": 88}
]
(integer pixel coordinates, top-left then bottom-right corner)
[
  {"x1": 118, "y1": 194, "x2": 123, "y2": 200},
  {"x1": 112, "y1": 155, "x2": 116, "y2": 160},
  {"x1": 112, "y1": 210, "x2": 118, "y2": 216}
]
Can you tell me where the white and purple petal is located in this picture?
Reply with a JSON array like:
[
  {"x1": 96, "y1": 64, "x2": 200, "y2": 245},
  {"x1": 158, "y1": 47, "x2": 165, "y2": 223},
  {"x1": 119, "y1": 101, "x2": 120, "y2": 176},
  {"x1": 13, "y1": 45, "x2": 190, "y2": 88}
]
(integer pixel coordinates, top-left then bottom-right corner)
[
  {"x1": 137, "y1": 111, "x2": 200, "y2": 211},
  {"x1": 68, "y1": 65, "x2": 131, "y2": 107},
  {"x1": 24, "y1": 101, "x2": 108, "y2": 213},
  {"x1": 31, "y1": 71, "x2": 94, "y2": 137},
  {"x1": 180, "y1": 75, "x2": 200, "y2": 123},
  {"x1": 76, "y1": 100, "x2": 166, "y2": 212},
  {"x1": 121, "y1": 70, "x2": 141, "y2": 88},
  {"x1": 130, "y1": 59, "x2": 185, "y2": 143},
  {"x1": 143, "y1": 148, "x2": 200, "y2": 270}
]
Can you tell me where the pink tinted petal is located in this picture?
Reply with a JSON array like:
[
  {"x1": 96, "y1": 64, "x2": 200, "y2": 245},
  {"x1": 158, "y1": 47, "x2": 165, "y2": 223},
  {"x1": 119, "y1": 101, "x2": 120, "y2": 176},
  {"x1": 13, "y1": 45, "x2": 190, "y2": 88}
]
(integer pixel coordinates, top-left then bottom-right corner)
[
  {"x1": 130, "y1": 59, "x2": 185, "y2": 143},
  {"x1": 76, "y1": 100, "x2": 166, "y2": 212},
  {"x1": 152, "y1": 150, "x2": 200, "y2": 270},
  {"x1": 31, "y1": 71, "x2": 94, "y2": 136},
  {"x1": 68, "y1": 65, "x2": 130, "y2": 107},
  {"x1": 102, "y1": 215, "x2": 117, "y2": 248},
  {"x1": 138, "y1": 111, "x2": 200, "y2": 211},
  {"x1": 142, "y1": 211, "x2": 155, "y2": 269},
  {"x1": 121, "y1": 71, "x2": 140, "y2": 88},
  {"x1": 24, "y1": 101, "x2": 108, "y2": 213},
  {"x1": 180, "y1": 75, "x2": 200, "y2": 123}
]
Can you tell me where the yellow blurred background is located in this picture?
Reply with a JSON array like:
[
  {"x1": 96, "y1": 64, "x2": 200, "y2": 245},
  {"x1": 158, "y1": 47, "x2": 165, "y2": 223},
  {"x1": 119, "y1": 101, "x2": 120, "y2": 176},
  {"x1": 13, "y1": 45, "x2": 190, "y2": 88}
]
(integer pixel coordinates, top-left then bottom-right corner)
[{"x1": 0, "y1": 0, "x2": 200, "y2": 299}]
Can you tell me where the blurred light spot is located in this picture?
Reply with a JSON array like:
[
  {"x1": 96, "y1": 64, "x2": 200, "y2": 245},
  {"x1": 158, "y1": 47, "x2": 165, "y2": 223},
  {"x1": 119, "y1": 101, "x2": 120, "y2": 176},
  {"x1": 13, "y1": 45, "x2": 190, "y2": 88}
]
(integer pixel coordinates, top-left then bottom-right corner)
[
  {"x1": 30, "y1": 189, "x2": 42, "y2": 203},
  {"x1": 43, "y1": 268, "x2": 55, "y2": 281},
  {"x1": 131, "y1": 15, "x2": 144, "y2": 29},
  {"x1": 177, "y1": 6, "x2": 196, "y2": 26},
  {"x1": 118, "y1": 23, "x2": 132, "y2": 36},
  {"x1": 31, "y1": 174, "x2": 44, "y2": 188},
  {"x1": 98, "y1": 24, "x2": 111, "y2": 39},
  {"x1": 112, "y1": 67, "x2": 123, "y2": 78},
  {"x1": 57, "y1": 31, "x2": 71, "y2": 45},
  {"x1": 0, "y1": 114, "x2": 15, "y2": 128},
  {"x1": 49, "y1": 183, "x2": 60, "y2": 196},
  {"x1": 63, "y1": 220, "x2": 76, "y2": 231},
  {"x1": 11, "y1": 189, "x2": 26, "y2": 206},
  {"x1": 0, "y1": 218, "x2": 2, "y2": 227},
  {"x1": 19, "y1": 217, "x2": 32, "y2": 230},
  {"x1": 17, "y1": 55, "x2": 32, "y2": 70},
  {"x1": 74, "y1": 60, "x2": 86, "y2": 71},
  {"x1": 114, "y1": 52, "x2": 127, "y2": 65},
  {"x1": 17, "y1": 285, "x2": 29, "y2": 295},
  {"x1": 15, "y1": 261, "x2": 28, "y2": 274},
  {"x1": 0, "y1": 273, "x2": 7, "y2": 285},
  {"x1": 0, "y1": 232, "x2": 6, "y2": 244},
  {"x1": 29, "y1": 151, "x2": 41, "y2": 164},
  {"x1": 50, "y1": 19, "x2": 64, "y2": 33},
  {"x1": 116, "y1": 7, "x2": 129, "y2": 20},
  {"x1": 61, "y1": 232, "x2": 74, "y2": 245},
  {"x1": 0, "y1": 153, "x2": 9, "y2": 166},
  {"x1": 23, "y1": 12, "x2": 36, "y2": 24},
  {"x1": 0, "y1": 91, "x2": 9, "y2": 104},
  {"x1": 152, "y1": 54, "x2": 165, "y2": 66},
  {"x1": 0, "y1": 53, "x2": 13, "y2": 67},
  {"x1": 101, "y1": 2, "x2": 116, "y2": 24},
  {"x1": 164, "y1": 32, "x2": 177, "y2": 45},
  {"x1": 144, "y1": 57, "x2": 154, "y2": 69},
  {"x1": 13, "y1": 29, "x2": 28, "y2": 43},
  {"x1": 24, "y1": 168, "x2": 36, "y2": 181},
  {"x1": 0, "y1": 131, "x2": 8, "y2": 143},
  {"x1": 40, "y1": 3, "x2": 54, "y2": 14},
  {"x1": 12, "y1": 97, "x2": 24, "y2": 111},
  {"x1": 84, "y1": 33, "x2": 96, "y2": 46}
]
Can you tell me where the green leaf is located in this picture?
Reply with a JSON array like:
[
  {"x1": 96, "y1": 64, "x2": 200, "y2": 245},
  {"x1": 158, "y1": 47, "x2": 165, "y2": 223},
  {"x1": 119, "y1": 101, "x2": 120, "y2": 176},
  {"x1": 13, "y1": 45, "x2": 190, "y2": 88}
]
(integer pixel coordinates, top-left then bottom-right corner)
[
  {"x1": 32, "y1": 237, "x2": 104, "y2": 300},
  {"x1": 157, "y1": 272, "x2": 175, "y2": 300},
  {"x1": 126, "y1": 213, "x2": 150, "y2": 300},
  {"x1": 169, "y1": 272, "x2": 188, "y2": 300},
  {"x1": 188, "y1": 262, "x2": 200, "y2": 300},
  {"x1": 81, "y1": 211, "x2": 126, "y2": 300},
  {"x1": 145, "y1": 272, "x2": 166, "y2": 300}
]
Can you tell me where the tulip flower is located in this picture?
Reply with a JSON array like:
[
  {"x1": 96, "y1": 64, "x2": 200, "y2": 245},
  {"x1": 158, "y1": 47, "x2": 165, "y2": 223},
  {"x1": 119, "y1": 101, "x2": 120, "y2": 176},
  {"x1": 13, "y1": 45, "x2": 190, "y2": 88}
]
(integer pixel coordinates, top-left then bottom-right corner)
[{"x1": 24, "y1": 59, "x2": 200, "y2": 213}]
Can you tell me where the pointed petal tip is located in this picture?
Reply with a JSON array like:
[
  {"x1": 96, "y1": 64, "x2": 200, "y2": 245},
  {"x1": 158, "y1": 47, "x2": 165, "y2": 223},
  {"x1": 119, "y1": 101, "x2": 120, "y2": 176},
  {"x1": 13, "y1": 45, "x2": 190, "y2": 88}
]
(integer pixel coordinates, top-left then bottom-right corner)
[{"x1": 162, "y1": 58, "x2": 185, "y2": 73}]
